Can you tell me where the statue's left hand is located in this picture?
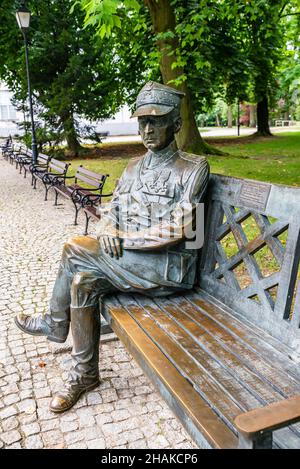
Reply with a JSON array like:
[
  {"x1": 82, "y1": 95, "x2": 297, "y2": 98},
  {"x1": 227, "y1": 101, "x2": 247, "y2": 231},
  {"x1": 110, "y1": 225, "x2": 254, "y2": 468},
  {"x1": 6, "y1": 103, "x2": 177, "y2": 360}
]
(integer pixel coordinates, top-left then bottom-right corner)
[{"x1": 100, "y1": 236, "x2": 122, "y2": 259}]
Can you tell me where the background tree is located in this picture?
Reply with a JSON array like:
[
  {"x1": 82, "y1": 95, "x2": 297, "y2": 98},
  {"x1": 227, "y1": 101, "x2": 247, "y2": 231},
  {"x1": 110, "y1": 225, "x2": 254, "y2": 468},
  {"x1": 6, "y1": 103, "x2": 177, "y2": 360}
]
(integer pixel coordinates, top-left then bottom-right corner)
[{"x1": 0, "y1": 0, "x2": 151, "y2": 155}]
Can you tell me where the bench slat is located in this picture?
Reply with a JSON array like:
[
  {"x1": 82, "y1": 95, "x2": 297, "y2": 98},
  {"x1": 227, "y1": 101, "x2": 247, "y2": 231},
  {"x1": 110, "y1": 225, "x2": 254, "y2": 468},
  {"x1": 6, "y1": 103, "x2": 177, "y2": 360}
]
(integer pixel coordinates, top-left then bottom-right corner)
[
  {"x1": 104, "y1": 291, "x2": 300, "y2": 448},
  {"x1": 76, "y1": 166, "x2": 106, "y2": 181},
  {"x1": 173, "y1": 296, "x2": 300, "y2": 397},
  {"x1": 75, "y1": 173, "x2": 103, "y2": 188},
  {"x1": 49, "y1": 165, "x2": 66, "y2": 174},
  {"x1": 103, "y1": 303, "x2": 238, "y2": 449},
  {"x1": 49, "y1": 159, "x2": 68, "y2": 169},
  {"x1": 131, "y1": 296, "x2": 300, "y2": 448},
  {"x1": 190, "y1": 292, "x2": 300, "y2": 382},
  {"x1": 116, "y1": 297, "x2": 244, "y2": 429}
]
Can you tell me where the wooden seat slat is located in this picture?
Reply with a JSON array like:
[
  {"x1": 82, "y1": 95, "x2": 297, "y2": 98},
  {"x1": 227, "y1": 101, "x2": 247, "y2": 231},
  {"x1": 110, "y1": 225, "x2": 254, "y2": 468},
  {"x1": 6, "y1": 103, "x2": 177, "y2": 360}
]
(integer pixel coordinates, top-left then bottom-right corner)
[
  {"x1": 102, "y1": 302, "x2": 238, "y2": 449},
  {"x1": 146, "y1": 297, "x2": 296, "y2": 402},
  {"x1": 163, "y1": 296, "x2": 300, "y2": 397},
  {"x1": 129, "y1": 297, "x2": 266, "y2": 412},
  {"x1": 104, "y1": 293, "x2": 300, "y2": 448},
  {"x1": 148, "y1": 296, "x2": 300, "y2": 442},
  {"x1": 189, "y1": 292, "x2": 300, "y2": 382},
  {"x1": 114, "y1": 297, "x2": 245, "y2": 428}
]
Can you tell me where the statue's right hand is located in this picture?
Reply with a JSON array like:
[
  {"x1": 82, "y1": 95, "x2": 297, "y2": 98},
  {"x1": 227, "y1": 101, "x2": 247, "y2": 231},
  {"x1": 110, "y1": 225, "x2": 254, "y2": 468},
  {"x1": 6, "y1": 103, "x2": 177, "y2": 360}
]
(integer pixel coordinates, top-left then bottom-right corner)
[{"x1": 100, "y1": 236, "x2": 122, "y2": 259}]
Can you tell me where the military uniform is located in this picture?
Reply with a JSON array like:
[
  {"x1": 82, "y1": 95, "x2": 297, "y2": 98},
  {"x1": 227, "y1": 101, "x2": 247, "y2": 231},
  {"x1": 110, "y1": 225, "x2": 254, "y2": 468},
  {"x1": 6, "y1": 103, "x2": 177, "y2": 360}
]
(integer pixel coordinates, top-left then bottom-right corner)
[
  {"x1": 15, "y1": 81, "x2": 209, "y2": 413},
  {"x1": 58, "y1": 143, "x2": 209, "y2": 307}
]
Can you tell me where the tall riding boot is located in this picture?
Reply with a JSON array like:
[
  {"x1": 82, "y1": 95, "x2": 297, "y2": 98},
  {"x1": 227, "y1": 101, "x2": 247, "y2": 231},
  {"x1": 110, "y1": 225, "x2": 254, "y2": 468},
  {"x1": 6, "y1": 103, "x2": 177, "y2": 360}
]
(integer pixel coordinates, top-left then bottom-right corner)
[
  {"x1": 50, "y1": 305, "x2": 100, "y2": 413},
  {"x1": 14, "y1": 263, "x2": 71, "y2": 343}
]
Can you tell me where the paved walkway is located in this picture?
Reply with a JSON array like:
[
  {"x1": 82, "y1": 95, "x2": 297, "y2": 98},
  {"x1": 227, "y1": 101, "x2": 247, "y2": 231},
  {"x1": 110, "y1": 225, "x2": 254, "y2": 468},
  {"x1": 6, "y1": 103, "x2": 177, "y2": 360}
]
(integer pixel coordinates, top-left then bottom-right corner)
[{"x1": 0, "y1": 157, "x2": 196, "y2": 449}]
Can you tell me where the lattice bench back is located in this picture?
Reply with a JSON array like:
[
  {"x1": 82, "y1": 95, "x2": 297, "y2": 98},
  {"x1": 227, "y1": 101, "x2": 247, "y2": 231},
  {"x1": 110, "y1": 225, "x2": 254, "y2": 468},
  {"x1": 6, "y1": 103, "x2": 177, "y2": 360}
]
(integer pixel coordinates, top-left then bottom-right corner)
[{"x1": 199, "y1": 174, "x2": 300, "y2": 353}]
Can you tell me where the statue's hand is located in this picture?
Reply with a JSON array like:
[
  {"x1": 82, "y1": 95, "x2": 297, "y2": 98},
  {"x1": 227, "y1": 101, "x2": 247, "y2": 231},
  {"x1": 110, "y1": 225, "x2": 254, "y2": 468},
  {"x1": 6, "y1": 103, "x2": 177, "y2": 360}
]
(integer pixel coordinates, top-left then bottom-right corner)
[{"x1": 100, "y1": 236, "x2": 122, "y2": 259}]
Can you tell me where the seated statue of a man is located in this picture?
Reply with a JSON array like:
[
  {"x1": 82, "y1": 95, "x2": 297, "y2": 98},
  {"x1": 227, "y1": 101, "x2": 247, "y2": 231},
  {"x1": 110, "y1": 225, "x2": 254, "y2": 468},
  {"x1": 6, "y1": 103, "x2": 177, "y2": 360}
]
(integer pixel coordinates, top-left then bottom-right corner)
[{"x1": 15, "y1": 82, "x2": 209, "y2": 413}]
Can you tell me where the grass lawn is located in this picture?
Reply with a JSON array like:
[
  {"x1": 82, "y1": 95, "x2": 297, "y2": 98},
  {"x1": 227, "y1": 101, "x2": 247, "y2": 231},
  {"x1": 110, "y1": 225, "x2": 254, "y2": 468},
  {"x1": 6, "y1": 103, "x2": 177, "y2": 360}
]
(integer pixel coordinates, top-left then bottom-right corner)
[
  {"x1": 67, "y1": 131, "x2": 300, "y2": 192},
  {"x1": 208, "y1": 131, "x2": 300, "y2": 187}
]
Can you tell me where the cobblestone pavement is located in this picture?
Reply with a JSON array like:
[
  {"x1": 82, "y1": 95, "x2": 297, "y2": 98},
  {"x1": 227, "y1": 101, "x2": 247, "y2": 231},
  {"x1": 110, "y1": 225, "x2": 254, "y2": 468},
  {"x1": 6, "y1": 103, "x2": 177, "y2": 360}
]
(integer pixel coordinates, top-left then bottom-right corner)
[{"x1": 0, "y1": 157, "x2": 196, "y2": 449}]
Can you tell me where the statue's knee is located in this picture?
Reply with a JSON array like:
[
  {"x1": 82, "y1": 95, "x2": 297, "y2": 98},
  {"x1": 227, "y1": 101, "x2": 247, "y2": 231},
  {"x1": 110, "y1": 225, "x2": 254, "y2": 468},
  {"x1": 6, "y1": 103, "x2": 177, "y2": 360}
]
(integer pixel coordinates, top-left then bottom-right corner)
[
  {"x1": 64, "y1": 235, "x2": 84, "y2": 250},
  {"x1": 72, "y1": 272, "x2": 89, "y2": 288}
]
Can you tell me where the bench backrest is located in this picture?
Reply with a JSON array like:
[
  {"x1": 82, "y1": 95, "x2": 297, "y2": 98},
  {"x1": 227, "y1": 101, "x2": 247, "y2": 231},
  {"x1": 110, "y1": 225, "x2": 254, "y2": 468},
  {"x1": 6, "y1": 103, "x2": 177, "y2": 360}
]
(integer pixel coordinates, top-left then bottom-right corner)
[
  {"x1": 37, "y1": 153, "x2": 50, "y2": 165},
  {"x1": 49, "y1": 158, "x2": 70, "y2": 175},
  {"x1": 199, "y1": 174, "x2": 300, "y2": 352},
  {"x1": 75, "y1": 165, "x2": 108, "y2": 191}
]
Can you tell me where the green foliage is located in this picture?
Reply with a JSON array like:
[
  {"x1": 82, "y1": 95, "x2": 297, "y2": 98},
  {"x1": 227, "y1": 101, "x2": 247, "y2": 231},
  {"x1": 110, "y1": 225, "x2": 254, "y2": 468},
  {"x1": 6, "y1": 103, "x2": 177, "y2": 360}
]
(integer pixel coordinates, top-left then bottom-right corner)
[
  {"x1": 77, "y1": 0, "x2": 300, "y2": 118},
  {"x1": 0, "y1": 0, "x2": 152, "y2": 153}
]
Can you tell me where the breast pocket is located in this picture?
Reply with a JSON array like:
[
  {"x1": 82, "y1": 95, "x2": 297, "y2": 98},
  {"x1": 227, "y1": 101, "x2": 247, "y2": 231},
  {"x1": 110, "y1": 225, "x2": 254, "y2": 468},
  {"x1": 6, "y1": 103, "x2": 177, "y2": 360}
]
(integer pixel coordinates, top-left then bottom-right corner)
[{"x1": 164, "y1": 250, "x2": 196, "y2": 285}]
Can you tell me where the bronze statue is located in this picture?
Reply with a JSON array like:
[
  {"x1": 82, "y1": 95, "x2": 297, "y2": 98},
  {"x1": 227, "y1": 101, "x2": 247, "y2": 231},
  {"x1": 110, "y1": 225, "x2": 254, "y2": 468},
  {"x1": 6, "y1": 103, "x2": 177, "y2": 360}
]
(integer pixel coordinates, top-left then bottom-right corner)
[{"x1": 15, "y1": 82, "x2": 209, "y2": 412}]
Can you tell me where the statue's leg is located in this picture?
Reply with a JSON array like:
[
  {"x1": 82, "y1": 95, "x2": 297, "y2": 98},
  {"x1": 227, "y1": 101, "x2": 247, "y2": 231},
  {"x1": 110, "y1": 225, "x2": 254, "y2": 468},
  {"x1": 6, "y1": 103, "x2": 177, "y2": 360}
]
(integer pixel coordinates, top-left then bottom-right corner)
[
  {"x1": 50, "y1": 271, "x2": 116, "y2": 413},
  {"x1": 14, "y1": 235, "x2": 102, "y2": 343}
]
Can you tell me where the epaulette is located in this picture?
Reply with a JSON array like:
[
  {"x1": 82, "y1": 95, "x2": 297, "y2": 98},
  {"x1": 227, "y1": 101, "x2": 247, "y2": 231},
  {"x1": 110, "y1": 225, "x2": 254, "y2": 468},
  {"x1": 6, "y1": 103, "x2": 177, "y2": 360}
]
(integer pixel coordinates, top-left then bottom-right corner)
[{"x1": 178, "y1": 151, "x2": 207, "y2": 165}]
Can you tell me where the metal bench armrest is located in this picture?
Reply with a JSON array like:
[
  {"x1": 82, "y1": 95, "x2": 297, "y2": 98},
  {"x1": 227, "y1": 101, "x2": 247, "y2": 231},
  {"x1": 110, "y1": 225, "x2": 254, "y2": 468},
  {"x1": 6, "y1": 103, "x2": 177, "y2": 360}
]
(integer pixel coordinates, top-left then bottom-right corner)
[{"x1": 234, "y1": 395, "x2": 300, "y2": 449}]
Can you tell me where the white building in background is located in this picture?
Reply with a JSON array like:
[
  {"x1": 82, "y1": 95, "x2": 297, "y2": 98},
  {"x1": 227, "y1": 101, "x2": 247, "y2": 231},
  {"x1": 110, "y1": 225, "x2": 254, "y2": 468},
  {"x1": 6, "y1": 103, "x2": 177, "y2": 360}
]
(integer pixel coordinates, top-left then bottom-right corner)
[
  {"x1": 0, "y1": 81, "x2": 138, "y2": 138},
  {"x1": 0, "y1": 82, "x2": 23, "y2": 137},
  {"x1": 94, "y1": 106, "x2": 138, "y2": 136}
]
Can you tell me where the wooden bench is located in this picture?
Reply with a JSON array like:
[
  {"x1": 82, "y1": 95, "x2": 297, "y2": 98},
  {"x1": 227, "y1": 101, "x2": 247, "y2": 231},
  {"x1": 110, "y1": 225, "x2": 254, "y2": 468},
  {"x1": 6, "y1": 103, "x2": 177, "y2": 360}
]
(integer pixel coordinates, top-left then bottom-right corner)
[
  {"x1": 7, "y1": 143, "x2": 25, "y2": 166},
  {"x1": 32, "y1": 157, "x2": 71, "y2": 201},
  {"x1": 25, "y1": 152, "x2": 51, "y2": 184},
  {"x1": 0, "y1": 136, "x2": 12, "y2": 158},
  {"x1": 101, "y1": 174, "x2": 300, "y2": 449},
  {"x1": 15, "y1": 147, "x2": 33, "y2": 175},
  {"x1": 52, "y1": 166, "x2": 112, "y2": 226}
]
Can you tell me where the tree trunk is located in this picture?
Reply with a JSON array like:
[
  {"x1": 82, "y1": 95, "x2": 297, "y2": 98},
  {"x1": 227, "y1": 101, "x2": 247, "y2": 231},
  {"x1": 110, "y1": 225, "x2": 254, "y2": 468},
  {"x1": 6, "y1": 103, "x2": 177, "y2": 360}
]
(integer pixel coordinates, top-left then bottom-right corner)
[
  {"x1": 145, "y1": 0, "x2": 222, "y2": 155},
  {"x1": 227, "y1": 105, "x2": 233, "y2": 128},
  {"x1": 249, "y1": 104, "x2": 256, "y2": 128},
  {"x1": 61, "y1": 111, "x2": 82, "y2": 156},
  {"x1": 254, "y1": 95, "x2": 272, "y2": 137}
]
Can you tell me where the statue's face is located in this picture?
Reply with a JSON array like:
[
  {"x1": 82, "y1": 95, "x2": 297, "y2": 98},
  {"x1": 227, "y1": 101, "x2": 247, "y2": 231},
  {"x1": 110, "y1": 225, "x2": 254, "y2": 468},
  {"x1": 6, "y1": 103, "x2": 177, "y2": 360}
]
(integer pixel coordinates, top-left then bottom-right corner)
[{"x1": 138, "y1": 113, "x2": 181, "y2": 151}]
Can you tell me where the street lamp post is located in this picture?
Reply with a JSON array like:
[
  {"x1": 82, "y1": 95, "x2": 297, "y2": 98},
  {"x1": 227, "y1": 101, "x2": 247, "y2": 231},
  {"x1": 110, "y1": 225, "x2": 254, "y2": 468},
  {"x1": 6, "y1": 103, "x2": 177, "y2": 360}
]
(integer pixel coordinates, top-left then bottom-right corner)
[{"x1": 16, "y1": 4, "x2": 38, "y2": 165}]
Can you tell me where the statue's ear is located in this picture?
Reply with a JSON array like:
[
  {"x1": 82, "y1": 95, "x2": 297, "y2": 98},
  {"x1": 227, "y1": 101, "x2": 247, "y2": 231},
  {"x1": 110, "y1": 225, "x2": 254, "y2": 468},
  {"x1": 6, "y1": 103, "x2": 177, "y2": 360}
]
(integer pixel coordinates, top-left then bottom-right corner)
[{"x1": 174, "y1": 117, "x2": 182, "y2": 134}]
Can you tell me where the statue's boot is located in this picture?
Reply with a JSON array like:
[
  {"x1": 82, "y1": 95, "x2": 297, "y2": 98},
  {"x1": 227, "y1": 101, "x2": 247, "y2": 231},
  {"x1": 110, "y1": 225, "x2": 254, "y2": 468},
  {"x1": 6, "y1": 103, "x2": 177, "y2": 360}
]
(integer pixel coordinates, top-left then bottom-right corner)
[
  {"x1": 50, "y1": 305, "x2": 100, "y2": 413},
  {"x1": 14, "y1": 312, "x2": 69, "y2": 343},
  {"x1": 14, "y1": 262, "x2": 71, "y2": 343}
]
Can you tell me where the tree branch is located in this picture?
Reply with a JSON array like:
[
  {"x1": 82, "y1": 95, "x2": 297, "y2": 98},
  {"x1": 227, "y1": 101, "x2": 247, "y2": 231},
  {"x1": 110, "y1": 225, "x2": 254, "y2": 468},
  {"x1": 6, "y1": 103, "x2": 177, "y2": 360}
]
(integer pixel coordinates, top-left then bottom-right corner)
[{"x1": 280, "y1": 12, "x2": 300, "y2": 18}]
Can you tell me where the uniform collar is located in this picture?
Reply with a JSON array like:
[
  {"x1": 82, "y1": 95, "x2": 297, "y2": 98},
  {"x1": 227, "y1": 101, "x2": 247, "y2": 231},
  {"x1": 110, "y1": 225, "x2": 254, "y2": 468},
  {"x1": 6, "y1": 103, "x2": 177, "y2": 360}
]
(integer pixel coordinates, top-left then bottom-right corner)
[{"x1": 144, "y1": 141, "x2": 178, "y2": 169}]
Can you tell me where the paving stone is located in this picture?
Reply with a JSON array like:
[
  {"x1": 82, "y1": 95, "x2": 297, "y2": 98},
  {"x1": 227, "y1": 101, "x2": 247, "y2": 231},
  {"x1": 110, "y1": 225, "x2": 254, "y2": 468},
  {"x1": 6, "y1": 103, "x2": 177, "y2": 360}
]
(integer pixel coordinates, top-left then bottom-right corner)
[
  {"x1": 2, "y1": 417, "x2": 19, "y2": 432},
  {"x1": 42, "y1": 430, "x2": 64, "y2": 447},
  {"x1": 0, "y1": 405, "x2": 18, "y2": 419},
  {"x1": 24, "y1": 435, "x2": 44, "y2": 449},
  {"x1": 22, "y1": 422, "x2": 41, "y2": 437},
  {"x1": 60, "y1": 420, "x2": 79, "y2": 433},
  {"x1": 1, "y1": 430, "x2": 22, "y2": 446},
  {"x1": 3, "y1": 394, "x2": 20, "y2": 406},
  {"x1": 86, "y1": 438, "x2": 106, "y2": 449}
]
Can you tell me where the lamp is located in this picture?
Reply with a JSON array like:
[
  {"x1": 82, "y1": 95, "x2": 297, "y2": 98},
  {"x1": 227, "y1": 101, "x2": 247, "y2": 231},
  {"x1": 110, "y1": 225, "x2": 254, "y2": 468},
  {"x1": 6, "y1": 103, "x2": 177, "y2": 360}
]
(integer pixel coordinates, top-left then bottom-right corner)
[
  {"x1": 16, "y1": 4, "x2": 38, "y2": 164},
  {"x1": 16, "y1": 5, "x2": 31, "y2": 32}
]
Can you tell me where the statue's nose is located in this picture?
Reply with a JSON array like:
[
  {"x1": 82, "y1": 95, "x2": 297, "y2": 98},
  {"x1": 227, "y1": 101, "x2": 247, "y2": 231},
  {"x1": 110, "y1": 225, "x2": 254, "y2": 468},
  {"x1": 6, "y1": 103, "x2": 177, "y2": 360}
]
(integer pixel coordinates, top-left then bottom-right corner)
[{"x1": 145, "y1": 122, "x2": 154, "y2": 134}]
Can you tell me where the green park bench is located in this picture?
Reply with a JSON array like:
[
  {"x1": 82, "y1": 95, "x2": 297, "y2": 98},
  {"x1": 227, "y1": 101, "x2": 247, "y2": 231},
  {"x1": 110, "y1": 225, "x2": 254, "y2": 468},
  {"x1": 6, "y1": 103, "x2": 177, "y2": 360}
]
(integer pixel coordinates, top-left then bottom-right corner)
[{"x1": 100, "y1": 174, "x2": 300, "y2": 449}]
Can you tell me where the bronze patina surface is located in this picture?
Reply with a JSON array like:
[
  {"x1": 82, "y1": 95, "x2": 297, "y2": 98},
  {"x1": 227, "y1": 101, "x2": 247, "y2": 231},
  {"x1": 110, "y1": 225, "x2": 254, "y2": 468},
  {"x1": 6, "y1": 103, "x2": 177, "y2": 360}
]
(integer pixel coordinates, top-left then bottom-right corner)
[{"x1": 15, "y1": 81, "x2": 209, "y2": 412}]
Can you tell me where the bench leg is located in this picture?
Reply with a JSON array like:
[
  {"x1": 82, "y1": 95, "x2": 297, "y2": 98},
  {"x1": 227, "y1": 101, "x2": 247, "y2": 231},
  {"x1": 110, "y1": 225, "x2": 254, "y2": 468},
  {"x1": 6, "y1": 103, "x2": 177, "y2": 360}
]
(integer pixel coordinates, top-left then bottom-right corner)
[
  {"x1": 237, "y1": 432, "x2": 273, "y2": 449},
  {"x1": 71, "y1": 199, "x2": 80, "y2": 225},
  {"x1": 44, "y1": 184, "x2": 51, "y2": 201},
  {"x1": 33, "y1": 177, "x2": 37, "y2": 190},
  {"x1": 54, "y1": 190, "x2": 59, "y2": 206},
  {"x1": 84, "y1": 212, "x2": 90, "y2": 235}
]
